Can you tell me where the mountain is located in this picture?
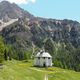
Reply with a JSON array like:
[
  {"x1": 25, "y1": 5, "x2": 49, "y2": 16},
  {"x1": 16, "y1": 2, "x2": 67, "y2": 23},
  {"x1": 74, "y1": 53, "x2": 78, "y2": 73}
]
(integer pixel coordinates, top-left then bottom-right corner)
[
  {"x1": 1, "y1": 16, "x2": 80, "y2": 52},
  {"x1": 0, "y1": 1, "x2": 80, "y2": 50},
  {"x1": 0, "y1": 1, "x2": 34, "y2": 22},
  {"x1": 0, "y1": 1, "x2": 80, "y2": 71}
]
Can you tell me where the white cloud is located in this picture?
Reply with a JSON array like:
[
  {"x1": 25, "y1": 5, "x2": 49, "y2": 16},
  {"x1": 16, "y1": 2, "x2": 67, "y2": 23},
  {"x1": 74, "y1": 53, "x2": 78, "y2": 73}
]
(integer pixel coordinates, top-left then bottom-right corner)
[{"x1": 0, "y1": 0, "x2": 36, "y2": 4}]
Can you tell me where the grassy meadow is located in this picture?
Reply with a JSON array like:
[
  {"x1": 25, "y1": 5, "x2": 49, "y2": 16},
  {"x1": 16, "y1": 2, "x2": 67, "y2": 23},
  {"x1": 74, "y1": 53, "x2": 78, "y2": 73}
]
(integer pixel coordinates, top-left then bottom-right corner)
[{"x1": 0, "y1": 60, "x2": 80, "y2": 80}]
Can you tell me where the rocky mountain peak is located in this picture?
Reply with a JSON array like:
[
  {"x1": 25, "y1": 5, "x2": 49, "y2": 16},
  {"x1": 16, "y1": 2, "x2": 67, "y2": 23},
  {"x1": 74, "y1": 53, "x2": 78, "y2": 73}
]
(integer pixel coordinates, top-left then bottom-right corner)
[{"x1": 0, "y1": 1, "x2": 34, "y2": 21}]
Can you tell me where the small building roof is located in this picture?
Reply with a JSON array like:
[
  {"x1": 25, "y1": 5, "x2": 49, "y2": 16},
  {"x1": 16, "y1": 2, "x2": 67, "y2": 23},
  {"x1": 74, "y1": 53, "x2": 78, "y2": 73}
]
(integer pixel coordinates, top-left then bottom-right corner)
[{"x1": 35, "y1": 50, "x2": 52, "y2": 58}]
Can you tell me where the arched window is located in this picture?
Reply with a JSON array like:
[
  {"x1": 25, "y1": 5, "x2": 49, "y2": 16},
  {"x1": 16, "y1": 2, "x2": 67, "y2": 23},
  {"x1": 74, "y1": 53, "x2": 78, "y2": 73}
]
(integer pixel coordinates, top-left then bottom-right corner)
[{"x1": 48, "y1": 57, "x2": 50, "y2": 59}]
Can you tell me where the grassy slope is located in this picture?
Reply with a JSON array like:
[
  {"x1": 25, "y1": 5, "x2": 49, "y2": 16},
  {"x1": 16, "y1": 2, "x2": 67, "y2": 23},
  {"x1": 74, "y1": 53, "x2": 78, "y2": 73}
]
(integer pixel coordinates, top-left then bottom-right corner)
[
  {"x1": 0, "y1": 60, "x2": 45, "y2": 80},
  {"x1": 47, "y1": 68, "x2": 80, "y2": 80},
  {"x1": 0, "y1": 60, "x2": 80, "y2": 80}
]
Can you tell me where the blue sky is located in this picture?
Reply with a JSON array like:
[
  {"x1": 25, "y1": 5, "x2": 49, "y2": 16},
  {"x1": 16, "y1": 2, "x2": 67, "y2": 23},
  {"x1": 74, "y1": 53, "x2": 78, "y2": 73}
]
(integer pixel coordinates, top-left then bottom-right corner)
[{"x1": 19, "y1": 0, "x2": 79, "y2": 22}]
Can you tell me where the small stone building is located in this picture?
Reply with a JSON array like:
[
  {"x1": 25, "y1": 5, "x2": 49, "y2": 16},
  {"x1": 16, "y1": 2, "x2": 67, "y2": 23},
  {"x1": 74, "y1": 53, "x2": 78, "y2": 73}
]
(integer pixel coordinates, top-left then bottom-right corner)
[{"x1": 34, "y1": 50, "x2": 52, "y2": 67}]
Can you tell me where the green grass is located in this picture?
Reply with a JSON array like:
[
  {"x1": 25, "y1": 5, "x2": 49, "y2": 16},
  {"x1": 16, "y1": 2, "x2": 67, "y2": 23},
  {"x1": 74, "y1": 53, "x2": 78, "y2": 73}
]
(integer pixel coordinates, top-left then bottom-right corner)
[
  {"x1": 48, "y1": 71, "x2": 80, "y2": 80},
  {"x1": 47, "y1": 67, "x2": 80, "y2": 80},
  {"x1": 0, "y1": 60, "x2": 45, "y2": 80},
  {"x1": 0, "y1": 60, "x2": 80, "y2": 80}
]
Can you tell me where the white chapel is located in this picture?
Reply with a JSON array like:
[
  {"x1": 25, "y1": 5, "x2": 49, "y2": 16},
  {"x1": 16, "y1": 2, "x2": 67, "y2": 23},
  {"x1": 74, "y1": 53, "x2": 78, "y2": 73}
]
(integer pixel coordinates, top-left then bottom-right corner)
[{"x1": 34, "y1": 50, "x2": 52, "y2": 67}]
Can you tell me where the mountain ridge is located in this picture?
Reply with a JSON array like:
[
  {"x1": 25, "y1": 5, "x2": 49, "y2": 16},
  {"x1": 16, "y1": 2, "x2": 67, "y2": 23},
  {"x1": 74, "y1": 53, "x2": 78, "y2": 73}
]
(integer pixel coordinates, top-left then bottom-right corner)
[{"x1": 0, "y1": 1, "x2": 79, "y2": 23}]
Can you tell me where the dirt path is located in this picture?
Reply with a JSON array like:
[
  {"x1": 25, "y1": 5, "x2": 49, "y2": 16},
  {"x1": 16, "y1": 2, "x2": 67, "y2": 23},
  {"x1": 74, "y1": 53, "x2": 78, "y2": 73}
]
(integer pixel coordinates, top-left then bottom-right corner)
[{"x1": 44, "y1": 74, "x2": 48, "y2": 80}]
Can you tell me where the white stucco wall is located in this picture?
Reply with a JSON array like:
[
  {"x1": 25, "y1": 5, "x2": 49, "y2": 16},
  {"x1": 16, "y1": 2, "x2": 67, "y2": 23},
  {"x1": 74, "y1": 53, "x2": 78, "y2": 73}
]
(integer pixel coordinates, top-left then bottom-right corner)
[{"x1": 34, "y1": 57, "x2": 52, "y2": 67}]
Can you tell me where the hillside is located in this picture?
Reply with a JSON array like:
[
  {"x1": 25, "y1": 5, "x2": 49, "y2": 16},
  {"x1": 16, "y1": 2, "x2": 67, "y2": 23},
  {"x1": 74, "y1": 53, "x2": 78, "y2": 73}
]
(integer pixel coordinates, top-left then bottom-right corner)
[{"x1": 0, "y1": 60, "x2": 80, "y2": 80}]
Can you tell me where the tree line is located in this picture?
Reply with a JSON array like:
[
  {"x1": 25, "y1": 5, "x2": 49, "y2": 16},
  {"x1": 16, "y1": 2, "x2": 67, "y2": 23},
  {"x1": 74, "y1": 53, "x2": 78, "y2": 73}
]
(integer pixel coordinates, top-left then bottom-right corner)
[
  {"x1": 44, "y1": 38, "x2": 80, "y2": 71},
  {"x1": 0, "y1": 35, "x2": 80, "y2": 71},
  {"x1": 0, "y1": 36, "x2": 31, "y2": 63}
]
